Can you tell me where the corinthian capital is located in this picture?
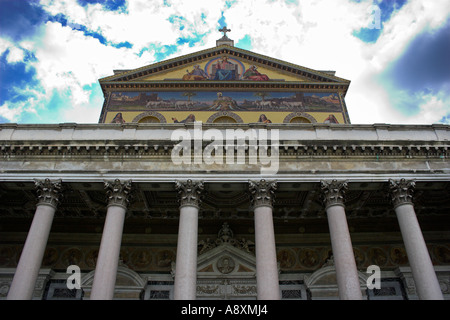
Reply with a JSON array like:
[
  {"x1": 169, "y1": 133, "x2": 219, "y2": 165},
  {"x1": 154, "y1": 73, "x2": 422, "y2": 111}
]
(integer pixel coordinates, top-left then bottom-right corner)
[
  {"x1": 248, "y1": 179, "x2": 277, "y2": 209},
  {"x1": 320, "y1": 180, "x2": 348, "y2": 209},
  {"x1": 175, "y1": 179, "x2": 204, "y2": 208},
  {"x1": 104, "y1": 179, "x2": 133, "y2": 209},
  {"x1": 35, "y1": 179, "x2": 63, "y2": 209},
  {"x1": 389, "y1": 179, "x2": 415, "y2": 208}
]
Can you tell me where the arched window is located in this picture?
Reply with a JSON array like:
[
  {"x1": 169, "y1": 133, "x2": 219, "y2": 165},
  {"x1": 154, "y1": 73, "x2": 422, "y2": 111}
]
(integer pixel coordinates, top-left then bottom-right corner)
[
  {"x1": 213, "y1": 116, "x2": 238, "y2": 124},
  {"x1": 283, "y1": 112, "x2": 317, "y2": 124},
  {"x1": 132, "y1": 112, "x2": 167, "y2": 123},
  {"x1": 207, "y1": 112, "x2": 243, "y2": 124},
  {"x1": 138, "y1": 116, "x2": 161, "y2": 123},
  {"x1": 290, "y1": 117, "x2": 311, "y2": 124}
]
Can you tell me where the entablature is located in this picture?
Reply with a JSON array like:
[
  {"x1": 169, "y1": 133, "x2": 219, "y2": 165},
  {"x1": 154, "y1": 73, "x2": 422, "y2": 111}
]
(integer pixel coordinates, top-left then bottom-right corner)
[{"x1": 1, "y1": 123, "x2": 449, "y2": 159}]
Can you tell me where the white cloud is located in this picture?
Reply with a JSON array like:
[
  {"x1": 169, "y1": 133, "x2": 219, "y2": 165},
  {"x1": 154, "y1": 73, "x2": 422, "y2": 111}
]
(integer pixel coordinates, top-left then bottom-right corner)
[
  {"x1": 29, "y1": 21, "x2": 158, "y2": 114},
  {"x1": 1, "y1": 15, "x2": 161, "y2": 123},
  {"x1": 0, "y1": 38, "x2": 13, "y2": 56},
  {"x1": 6, "y1": 46, "x2": 25, "y2": 64},
  {"x1": 39, "y1": 0, "x2": 226, "y2": 53},
  {"x1": 61, "y1": 87, "x2": 105, "y2": 123},
  {"x1": 0, "y1": 38, "x2": 26, "y2": 65},
  {"x1": 406, "y1": 95, "x2": 448, "y2": 125},
  {"x1": 0, "y1": 84, "x2": 53, "y2": 123},
  {"x1": 369, "y1": 0, "x2": 450, "y2": 71},
  {"x1": 356, "y1": 0, "x2": 450, "y2": 124},
  {"x1": 0, "y1": 103, "x2": 23, "y2": 122}
]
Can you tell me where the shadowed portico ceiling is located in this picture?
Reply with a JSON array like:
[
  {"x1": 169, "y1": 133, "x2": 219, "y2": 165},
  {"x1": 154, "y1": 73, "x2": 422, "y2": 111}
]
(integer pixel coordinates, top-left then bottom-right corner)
[{"x1": 0, "y1": 181, "x2": 449, "y2": 236}]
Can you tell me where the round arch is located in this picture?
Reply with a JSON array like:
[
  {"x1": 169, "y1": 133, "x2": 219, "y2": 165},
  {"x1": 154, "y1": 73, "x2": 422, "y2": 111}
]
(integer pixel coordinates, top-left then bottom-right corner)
[
  {"x1": 132, "y1": 112, "x2": 167, "y2": 123},
  {"x1": 207, "y1": 111, "x2": 244, "y2": 124},
  {"x1": 290, "y1": 117, "x2": 312, "y2": 123},
  {"x1": 213, "y1": 116, "x2": 238, "y2": 124},
  {"x1": 283, "y1": 112, "x2": 317, "y2": 124}
]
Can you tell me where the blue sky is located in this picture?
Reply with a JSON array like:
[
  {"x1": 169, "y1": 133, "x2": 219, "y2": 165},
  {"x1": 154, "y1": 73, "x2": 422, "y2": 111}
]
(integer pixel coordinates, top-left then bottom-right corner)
[{"x1": 0, "y1": 0, "x2": 449, "y2": 124}]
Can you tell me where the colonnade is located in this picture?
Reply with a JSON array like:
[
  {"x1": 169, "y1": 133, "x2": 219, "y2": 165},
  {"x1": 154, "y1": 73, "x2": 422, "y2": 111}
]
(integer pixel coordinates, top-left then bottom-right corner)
[{"x1": 6, "y1": 178, "x2": 444, "y2": 300}]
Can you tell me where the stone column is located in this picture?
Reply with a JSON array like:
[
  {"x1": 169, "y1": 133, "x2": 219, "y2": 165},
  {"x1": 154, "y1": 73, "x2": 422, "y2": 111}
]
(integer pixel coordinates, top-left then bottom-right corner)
[
  {"x1": 90, "y1": 179, "x2": 132, "y2": 300},
  {"x1": 321, "y1": 180, "x2": 362, "y2": 300},
  {"x1": 173, "y1": 179, "x2": 204, "y2": 300},
  {"x1": 249, "y1": 179, "x2": 280, "y2": 300},
  {"x1": 389, "y1": 179, "x2": 443, "y2": 300},
  {"x1": 7, "y1": 179, "x2": 62, "y2": 300}
]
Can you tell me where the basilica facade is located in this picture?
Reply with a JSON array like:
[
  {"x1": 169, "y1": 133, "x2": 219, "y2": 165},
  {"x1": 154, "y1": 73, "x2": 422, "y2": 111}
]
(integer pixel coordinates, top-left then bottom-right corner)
[{"x1": 0, "y1": 30, "x2": 449, "y2": 300}]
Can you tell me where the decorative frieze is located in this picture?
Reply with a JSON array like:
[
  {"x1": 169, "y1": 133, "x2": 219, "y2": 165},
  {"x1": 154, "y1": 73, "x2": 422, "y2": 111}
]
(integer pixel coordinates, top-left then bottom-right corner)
[
  {"x1": 104, "y1": 179, "x2": 133, "y2": 209},
  {"x1": 35, "y1": 179, "x2": 62, "y2": 209},
  {"x1": 389, "y1": 179, "x2": 415, "y2": 208},
  {"x1": 248, "y1": 179, "x2": 277, "y2": 209},
  {"x1": 320, "y1": 179, "x2": 348, "y2": 209},
  {"x1": 175, "y1": 179, "x2": 204, "y2": 208}
]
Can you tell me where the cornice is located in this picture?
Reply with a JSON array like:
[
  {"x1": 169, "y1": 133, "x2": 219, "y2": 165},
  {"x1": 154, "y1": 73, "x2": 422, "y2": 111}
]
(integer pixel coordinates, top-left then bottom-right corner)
[
  {"x1": 1, "y1": 123, "x2": 449, "y2": 159},
  {"x1": 0, "y1": 140, "x2": 448, "y2": 160},
  {"x1": 2, "y1": 122, "x2": 449, "y2": 130},
  {"x1": 98, "y1": 80, "x2": 349, "y2": 93}
]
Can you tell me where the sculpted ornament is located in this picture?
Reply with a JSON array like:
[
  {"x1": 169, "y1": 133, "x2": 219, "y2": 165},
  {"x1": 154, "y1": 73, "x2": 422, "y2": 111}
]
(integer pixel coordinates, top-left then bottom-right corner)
[
  {"x1": 104, "y1": 179, "x2": 133, "y2": 209},
  {"x1": 248, "y1": 179, "x2": 277, "y2": 209},
  {"x1": 217, "y1": 222, "x2": 233, "y2": 243},
  {"x1": 35, "y1": 179, "x2": 63, "y2": 209},
  {"x1": 198, "y1": 223, "x2": 255, "y2": 254},
  {"x1": 389, "y1": 179, "x2": 415, "y2": 208},
  {"x1": 175, "y1": 179, "x2": 204, "y2": 208},
  {"x1": 232, "y1": 285, "x2": 257, "y2": 295},
  {"x1": 320, "y1": 179, "x2": 348, "y2": 209}
]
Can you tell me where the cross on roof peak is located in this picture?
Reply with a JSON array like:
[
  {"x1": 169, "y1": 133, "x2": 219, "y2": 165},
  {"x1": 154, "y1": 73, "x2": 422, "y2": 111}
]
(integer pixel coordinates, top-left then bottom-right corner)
[
  {"x1": 219, "y1": 26, "x2": 231, "y2": 38},
  {"x1": 216, "y1": 26, "x2": 234, "y2": 46}
]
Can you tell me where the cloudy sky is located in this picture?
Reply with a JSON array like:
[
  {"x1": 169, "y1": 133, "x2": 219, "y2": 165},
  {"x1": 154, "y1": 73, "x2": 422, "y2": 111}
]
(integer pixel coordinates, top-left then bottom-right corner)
[{"x1": 0, "y1": 0, "x2": 449, "y2": 125}]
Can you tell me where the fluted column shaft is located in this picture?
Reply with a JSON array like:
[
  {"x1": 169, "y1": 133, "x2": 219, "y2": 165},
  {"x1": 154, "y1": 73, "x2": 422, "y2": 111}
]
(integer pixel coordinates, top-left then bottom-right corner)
[
  {"x1": 173, "y1": 180, "x2": 204, "y2": 300},
  {"x1": 7, "y1": 179, "x2": 62, "y2": 300},
  {"x1": 389, "y1": 179, "x2": 443, "y2": 300},
  {"x1": 321, "y1": 180, "x2": 362, "y2": 300},
  {"x1": 249, "y1": 179, "x2": 280, "y2": 300},
  {"x1": 90, "y1": 179, "x2": 132, "y2": 300}
]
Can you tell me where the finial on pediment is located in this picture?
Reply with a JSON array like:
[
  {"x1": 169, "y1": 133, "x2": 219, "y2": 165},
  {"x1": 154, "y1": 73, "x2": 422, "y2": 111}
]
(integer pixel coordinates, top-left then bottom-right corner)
[{"x1": 198, "y1": 223, "x2": 254, "y2": 255}]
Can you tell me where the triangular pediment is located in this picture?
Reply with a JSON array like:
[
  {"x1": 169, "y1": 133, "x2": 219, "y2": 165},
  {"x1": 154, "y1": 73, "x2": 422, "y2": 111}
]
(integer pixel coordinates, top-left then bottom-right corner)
[
  {"x1": 197, "y1": 243, "x2": 256, "y2": 277},
  {"x1": 99, "y1": 45, "x2": 350, "y2": 86},
  {"x1": 194, "y1": 222, "x2": 257, "y2": 278}
]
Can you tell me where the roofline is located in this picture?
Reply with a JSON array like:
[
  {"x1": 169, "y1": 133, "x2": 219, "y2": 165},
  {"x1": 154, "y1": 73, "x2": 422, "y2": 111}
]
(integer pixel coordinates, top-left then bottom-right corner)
[{"x1": 98, "y1": 45, "x2": 351, "y2": 85}]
